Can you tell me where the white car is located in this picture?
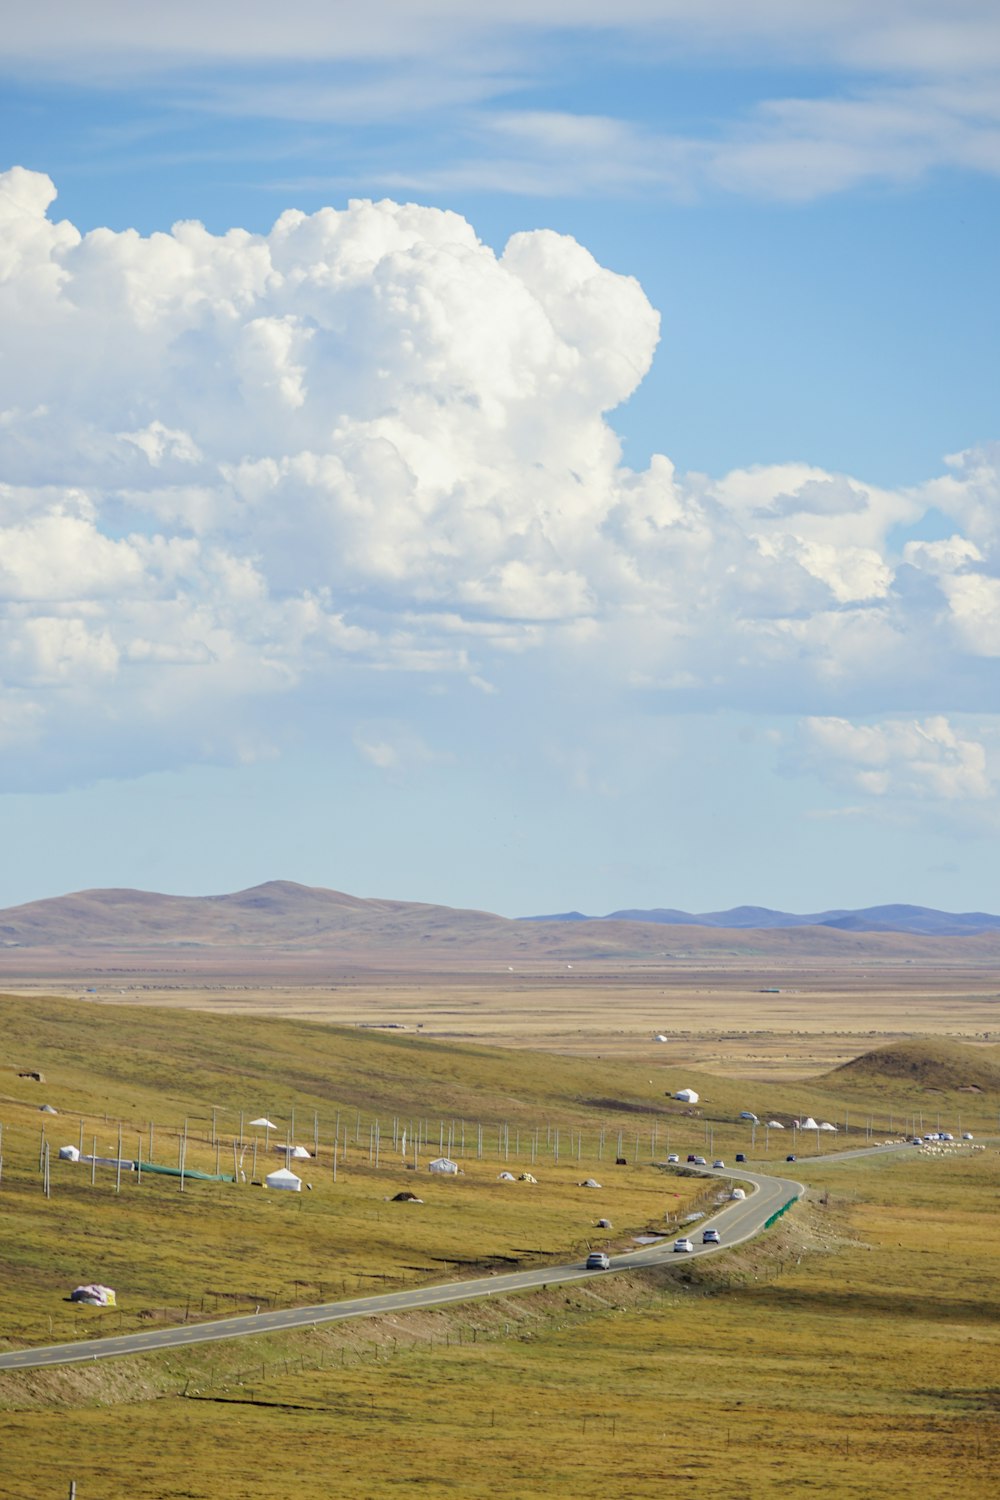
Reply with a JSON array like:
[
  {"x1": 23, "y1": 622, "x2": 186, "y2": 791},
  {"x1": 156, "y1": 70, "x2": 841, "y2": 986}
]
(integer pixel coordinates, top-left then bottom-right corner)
[
  {"x1": 673, "y1": 1237, "x2": 694, "y2": 1253},
  {"x1": 713, "y1": 1159, "x2": 725, "y2": 1169},
  {"x1": 586, "y1": 1251, "x2": 611, "y2": 1270},
  {"x1": 702, "y1": 1228, "x2": 721, "y2": 1245},
  {"x1": 666, "y1": 1153, "x2": 680, "y2": 1164}
]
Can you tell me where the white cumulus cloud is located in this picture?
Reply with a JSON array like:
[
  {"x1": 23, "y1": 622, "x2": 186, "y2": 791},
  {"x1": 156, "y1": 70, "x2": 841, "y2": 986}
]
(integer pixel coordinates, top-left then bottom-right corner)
[{"x1": 0, "y1": 167, "x2": 999, "y2": 791}]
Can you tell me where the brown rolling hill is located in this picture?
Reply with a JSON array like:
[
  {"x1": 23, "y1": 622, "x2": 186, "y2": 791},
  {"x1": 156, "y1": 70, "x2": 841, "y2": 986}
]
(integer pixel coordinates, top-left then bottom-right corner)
[
  {"x1": 824, "y1": 1038, "x2": 1000, "y2": 1096},
  {"x1": 3, "y1": 881, "x2": 1000, "y2": 977}
]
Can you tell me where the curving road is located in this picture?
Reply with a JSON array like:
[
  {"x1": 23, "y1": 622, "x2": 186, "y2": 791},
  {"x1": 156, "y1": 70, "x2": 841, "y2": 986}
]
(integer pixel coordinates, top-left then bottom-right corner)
[{"x1": 0, "y1": 1142, "x2": 908, "y2": 1372}]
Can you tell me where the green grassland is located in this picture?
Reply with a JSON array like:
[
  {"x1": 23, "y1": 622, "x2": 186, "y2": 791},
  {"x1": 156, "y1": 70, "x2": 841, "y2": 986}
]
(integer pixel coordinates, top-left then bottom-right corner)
[
  {"x1": 0, "y1": 992, "x2": 735, "y2": 1348},
  {"x1": 1, "y1": 1152, "x2": 996, "y2": 1499},
  {"x1": 0, "y1": 992, "x2": 997, "y2": 1499}
]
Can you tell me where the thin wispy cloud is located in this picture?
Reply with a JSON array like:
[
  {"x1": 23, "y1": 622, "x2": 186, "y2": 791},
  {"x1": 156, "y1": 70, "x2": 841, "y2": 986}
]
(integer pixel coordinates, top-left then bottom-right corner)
[{"x1": 6, "y1": 3, "x2": 1000, "y2": 203}]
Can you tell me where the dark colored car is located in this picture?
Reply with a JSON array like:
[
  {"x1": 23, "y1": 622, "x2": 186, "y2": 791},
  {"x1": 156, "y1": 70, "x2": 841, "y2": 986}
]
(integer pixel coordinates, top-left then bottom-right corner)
[
  {"x1": 786, "y1": 1153, "x2": 797, "y2": 1162},
  {"x1": 687, "y1": 1153, "x2": 698, "y2": 1162},
  {"x1": 735, "y1": 1153, "x2": 747, "y2": 1163}
]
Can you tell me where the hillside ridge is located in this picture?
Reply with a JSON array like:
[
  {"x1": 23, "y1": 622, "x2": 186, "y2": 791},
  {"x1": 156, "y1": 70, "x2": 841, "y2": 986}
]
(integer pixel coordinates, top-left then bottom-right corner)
[
  {"x1": 3, "y1": 883, "x2": 1000, "y2": 972},
  {"x1": 523, "y1": 901, "x2": 1000, "y2": 936}
]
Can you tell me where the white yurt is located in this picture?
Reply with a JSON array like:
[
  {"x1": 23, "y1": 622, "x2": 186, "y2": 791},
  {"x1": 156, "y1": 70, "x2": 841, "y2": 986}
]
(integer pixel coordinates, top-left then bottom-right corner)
[
  {"x1": 58, "y1": 1145, "x2": 81, "y2": 1161},
  {"x1": 674, "y1": 1088, "x2": 700, "y2": 1104},
  {"x1": 800, "y1": 1117, "x2": 819, "y2": 1130},
  {"x1": 428, "y1": 1157, "x2": 459, "y2": 1174},
  {"x1": 279, "y1": 1145, "x2": 312, "y2": 1159},
  {"x1": 265, "y1": 1167, "x2": 302, "y2": 1192},
  {"x1": 819, "y1": 1121, "x2": 837, "y2": 1132}
]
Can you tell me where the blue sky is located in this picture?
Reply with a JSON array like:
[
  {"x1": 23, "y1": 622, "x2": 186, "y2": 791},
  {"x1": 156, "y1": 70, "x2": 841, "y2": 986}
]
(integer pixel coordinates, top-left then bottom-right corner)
[{"x1": 1, "y1": 2, "x2": 998, "y2": 916}]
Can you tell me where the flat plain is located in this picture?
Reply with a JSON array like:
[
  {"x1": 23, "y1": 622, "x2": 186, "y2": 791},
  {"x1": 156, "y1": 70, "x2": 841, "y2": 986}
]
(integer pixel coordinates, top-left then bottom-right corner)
[{"x1": 7, "y1": 959, "x2": 999, "y2": 1076}]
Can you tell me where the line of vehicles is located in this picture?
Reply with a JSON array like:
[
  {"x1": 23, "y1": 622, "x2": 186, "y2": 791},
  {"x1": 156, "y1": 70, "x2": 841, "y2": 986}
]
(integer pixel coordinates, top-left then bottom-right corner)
[{"x1": 585, "y1": 1219, "x2": 723, "y2": 1271}]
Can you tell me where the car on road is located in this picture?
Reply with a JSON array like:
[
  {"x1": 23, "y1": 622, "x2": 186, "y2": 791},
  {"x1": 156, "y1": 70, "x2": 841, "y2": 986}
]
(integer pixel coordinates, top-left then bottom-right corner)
[
  {"x1": 786, "y1": 1154, "x2": 796, "y2": 1162},
  {"x1": 686, "y1": 1153, "x2": 698, "y2": 1162},
  {"x1": 673, "y1": 1237, "x2": 694, "y2": 1253},
  {"x1": 962, "y1": 1132, "x2": 974, "y2": 1140},
  {"x1": 735, "y1": 1153, "x2": 747, "y2": 1163},
  {"x1": 586, "y1": 1251, "x2": 611, "y2": 1270},
  {"x1": 667, "y1": 1153, "x2": 680, "y2": 1163},
  {"x1": 702, "y1": 1228, "x2": 721, "y2": 1244},
  {"x1": 693, "y1": 1155, "x2": 707, "y2": 1165},
  {"x1": 713, "y1": 1159, "x2": 725, "y2": 1169}
]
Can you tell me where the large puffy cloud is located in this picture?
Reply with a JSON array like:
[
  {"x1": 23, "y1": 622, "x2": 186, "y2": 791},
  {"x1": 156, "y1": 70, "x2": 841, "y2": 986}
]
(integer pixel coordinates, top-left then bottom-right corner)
[{"x1": 1, "y1": 167, "x2": 999, "y2": 789}]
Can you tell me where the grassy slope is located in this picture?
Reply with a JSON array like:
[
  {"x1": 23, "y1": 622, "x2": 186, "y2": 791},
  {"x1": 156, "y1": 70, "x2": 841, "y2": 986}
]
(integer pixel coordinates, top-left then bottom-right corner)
[
  {"x1": 825, "y1": 1036, "x2": 1000, "y2": 1093},
  {"x1": 2, "y1": 993, "x2": 728, "y2": 1348},
  {"x1": 1, "y1": 1151, "x2": 996, "y2": 1499},
  {"x1": 2, "y1": 998, "x2": 995, "y2": 1350}
]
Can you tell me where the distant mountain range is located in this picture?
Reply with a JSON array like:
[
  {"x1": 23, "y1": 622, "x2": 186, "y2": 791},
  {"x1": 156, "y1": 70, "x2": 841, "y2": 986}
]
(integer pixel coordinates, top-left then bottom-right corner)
[
  {"x1": 521, "y1": 903, "x2": 1000, "y2": 937},
  {"x1": 1, "y1": 882, "x2": 1000, "y2": 980}
]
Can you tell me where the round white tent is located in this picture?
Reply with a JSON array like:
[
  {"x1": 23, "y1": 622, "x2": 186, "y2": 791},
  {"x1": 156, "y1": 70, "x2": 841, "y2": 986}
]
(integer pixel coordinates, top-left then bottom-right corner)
[
  {"x1": 428, "y1": 1157, "x2": 459, "y2": 1174},
  {"x1": 265, "y1": 1167, "x2": 302, "y2": 1192},
  {"x1": 673, "y1": 1088, "x2": 699, "y2": 1104}
]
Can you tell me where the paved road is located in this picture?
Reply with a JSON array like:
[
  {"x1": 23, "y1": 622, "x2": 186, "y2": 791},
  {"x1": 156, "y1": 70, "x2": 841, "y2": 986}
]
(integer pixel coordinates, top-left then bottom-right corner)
[{"x1": 0, "y1": 1142, "x2": 908, "y2": 1372}]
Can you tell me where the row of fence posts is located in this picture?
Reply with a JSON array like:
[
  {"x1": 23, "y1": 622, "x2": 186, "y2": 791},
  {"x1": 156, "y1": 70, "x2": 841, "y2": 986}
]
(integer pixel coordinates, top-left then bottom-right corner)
[{"x1": 10, "y1": 1100, "x2": 989, "y2": 1204}]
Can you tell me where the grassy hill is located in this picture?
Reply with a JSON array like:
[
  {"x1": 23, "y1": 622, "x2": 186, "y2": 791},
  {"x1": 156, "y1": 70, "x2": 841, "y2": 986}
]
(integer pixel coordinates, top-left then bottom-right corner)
[
  {"x1": 0, "y1": 993, "x2": 737, "y2": 1352},
  {"x1": 824, "y1": 1038, "x2": 1000, "y2": 1098}
]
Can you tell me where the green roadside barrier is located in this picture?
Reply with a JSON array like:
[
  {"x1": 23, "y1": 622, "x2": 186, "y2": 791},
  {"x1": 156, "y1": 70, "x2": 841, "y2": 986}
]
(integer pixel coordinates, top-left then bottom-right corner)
[{"x1": 763, "y1": 1195, "x2": 799, "y2": 1230}]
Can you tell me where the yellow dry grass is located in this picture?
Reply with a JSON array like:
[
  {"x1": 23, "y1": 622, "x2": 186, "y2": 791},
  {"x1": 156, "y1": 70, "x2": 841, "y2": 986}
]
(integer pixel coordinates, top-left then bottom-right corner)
[
  {"x1": 1, "y1": 1153, "x2": 996, "y2": 1499},
  {"x1": 0, "y1": 987, "x2": 996, "y2": 1498}
]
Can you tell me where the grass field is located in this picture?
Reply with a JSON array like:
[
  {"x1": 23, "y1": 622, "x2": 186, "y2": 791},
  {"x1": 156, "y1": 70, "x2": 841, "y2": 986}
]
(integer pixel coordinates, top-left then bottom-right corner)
[
  {"x1": 1, "y1": 1151, "x2": 995, "y2": 1499},
  {"x1": 0, "y1": 990, "x2": 996, "y2": 1498},
  {"x1": 7, "y1": 961, "x2": 1000, "y2": 1075}
]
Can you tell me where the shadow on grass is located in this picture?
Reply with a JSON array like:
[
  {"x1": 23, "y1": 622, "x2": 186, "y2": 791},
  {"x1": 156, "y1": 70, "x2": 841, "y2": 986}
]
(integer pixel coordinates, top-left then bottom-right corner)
[{"x1": 710, "y1": 1279, "x2": 997, "y2": 1323}]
